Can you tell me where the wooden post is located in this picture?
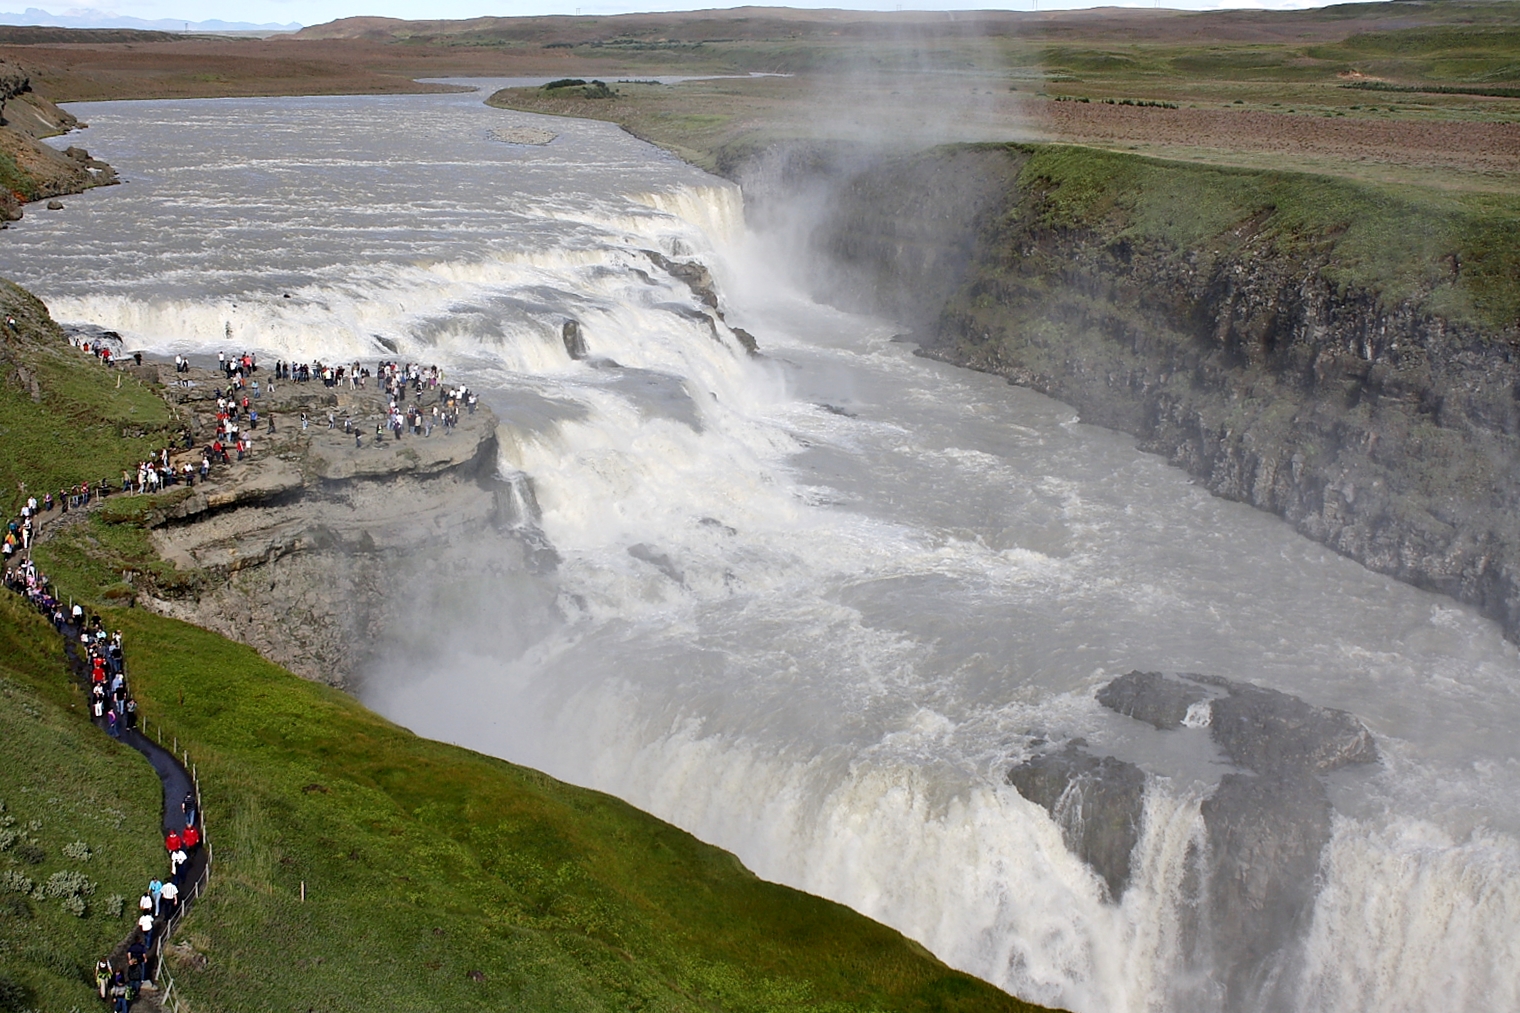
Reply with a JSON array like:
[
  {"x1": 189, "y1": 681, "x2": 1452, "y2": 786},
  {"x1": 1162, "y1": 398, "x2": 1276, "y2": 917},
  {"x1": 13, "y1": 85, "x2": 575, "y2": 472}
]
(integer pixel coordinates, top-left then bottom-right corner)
[{"x1": 300, "y1": 881, "x2": 306, "y2": 903}]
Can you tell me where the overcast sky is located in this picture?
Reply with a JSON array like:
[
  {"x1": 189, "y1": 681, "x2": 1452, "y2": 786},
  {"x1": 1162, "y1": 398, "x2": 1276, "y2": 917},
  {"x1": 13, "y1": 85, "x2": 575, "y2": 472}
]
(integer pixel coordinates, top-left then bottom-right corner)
[{"x1": 0, "y1": 0, "x2": 1358, "y2": 30}]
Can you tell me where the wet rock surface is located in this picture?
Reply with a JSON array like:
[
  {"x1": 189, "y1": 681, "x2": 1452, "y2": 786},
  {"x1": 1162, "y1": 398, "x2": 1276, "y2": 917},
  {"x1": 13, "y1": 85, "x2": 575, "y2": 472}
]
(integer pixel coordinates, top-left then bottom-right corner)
[
  {"x1": 561, "y1": 318, "x2": 588, "y2": 359},
  {"x1": 1198, "y1": 674, "x2": 1378, "y2": 774},
  {"x1": 1123, "y1": 673, "x2": 1372, "y2": 1008},
  {"x1": 1006, "y1": 741, "x2": 1146, "y2": 901},
  {"x1": 1196, "y1": 769, "x2": 1333, "y2": 1010},
  {"x1": 1095, "y1": 669, "x2": 1210, "y2": 730}
]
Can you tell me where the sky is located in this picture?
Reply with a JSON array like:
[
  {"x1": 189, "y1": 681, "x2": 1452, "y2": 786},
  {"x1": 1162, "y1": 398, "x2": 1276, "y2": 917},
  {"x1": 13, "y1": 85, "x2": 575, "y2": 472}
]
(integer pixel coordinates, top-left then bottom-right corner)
[{"x1": 0, "y1": 0, "x2": 1365, "y2": 32}]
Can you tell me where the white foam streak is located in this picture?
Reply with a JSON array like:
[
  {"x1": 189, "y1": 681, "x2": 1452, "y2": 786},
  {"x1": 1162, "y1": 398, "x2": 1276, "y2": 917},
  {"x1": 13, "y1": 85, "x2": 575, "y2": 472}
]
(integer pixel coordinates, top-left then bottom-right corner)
[{"x1": 543, "y1": 683, "x2": 1214, "y2": 1013}]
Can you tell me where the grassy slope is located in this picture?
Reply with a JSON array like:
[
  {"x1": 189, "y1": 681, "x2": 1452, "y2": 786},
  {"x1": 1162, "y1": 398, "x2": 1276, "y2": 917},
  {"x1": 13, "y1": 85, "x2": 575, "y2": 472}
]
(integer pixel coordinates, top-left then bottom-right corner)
[
  {"x1": 1008, "y1": 144, "x2": 1520, "y2": 329},
  {"x1": 0, "y1": 280, "x2": 176, "y2": 515},
  {"x1": 1, "y1": 296, "x2": 1044, "y2": 1011},
  {"x1": 0, "y1": 594, "x2": 165, "y2": 1012}
]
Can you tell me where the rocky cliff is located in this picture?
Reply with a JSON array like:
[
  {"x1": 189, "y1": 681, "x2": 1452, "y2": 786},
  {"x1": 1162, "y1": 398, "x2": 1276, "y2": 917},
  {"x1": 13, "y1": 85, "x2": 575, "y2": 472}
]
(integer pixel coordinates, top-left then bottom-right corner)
[
  {"x1": 0, "y1": 57, "x2": 117, "y2": 220},
  {"x1": 131, "y1": 367, "x2": 532, "y2": 687},
  {"x1": 776, "y1": 142, "x2": 1520, "y2": 641}
]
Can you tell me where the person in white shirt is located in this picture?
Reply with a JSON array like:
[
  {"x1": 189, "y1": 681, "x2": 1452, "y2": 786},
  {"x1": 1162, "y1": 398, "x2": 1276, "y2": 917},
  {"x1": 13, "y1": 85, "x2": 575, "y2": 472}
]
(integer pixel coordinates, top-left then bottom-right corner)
[{"x1": 159, "y1": 879, "x2": 180, "y2": 917}]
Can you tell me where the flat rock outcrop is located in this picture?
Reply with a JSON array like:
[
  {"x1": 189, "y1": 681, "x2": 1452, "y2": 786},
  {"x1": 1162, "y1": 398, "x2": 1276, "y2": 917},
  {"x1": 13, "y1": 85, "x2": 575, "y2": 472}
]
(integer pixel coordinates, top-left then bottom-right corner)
[{"x1": 141, "y1": 369, "x2": 530, "y2": 687}]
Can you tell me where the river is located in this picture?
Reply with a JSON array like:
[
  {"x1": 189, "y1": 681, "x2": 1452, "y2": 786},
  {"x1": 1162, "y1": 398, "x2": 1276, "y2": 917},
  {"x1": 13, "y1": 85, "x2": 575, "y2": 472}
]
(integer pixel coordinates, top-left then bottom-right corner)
[{"x1": 2, "y1": 83, "x2": 1516, "y2": 1013}]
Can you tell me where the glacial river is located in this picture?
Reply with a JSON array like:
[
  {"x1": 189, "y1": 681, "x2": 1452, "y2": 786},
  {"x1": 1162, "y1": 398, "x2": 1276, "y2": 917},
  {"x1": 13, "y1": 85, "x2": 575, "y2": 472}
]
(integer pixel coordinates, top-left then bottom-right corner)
[{"x1": 3, "y1": 83, "x2": 1516, "y2": 1013}]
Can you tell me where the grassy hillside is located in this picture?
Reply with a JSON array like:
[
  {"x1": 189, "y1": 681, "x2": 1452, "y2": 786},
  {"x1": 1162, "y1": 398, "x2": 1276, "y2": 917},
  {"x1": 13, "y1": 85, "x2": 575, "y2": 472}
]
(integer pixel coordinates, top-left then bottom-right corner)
[
  {"x1": 0, "y1": 593, "x2": 165, "y2": 1011},
  {"x1": 1, "y1": 289, "x2": 1046, "y2": 1011},
  {"x1": 59, "y1": 607, "x2": 1034, "y2": 1012},
  {"x1": 0, "y1": 280, "x2": 175, "y2": 515}
]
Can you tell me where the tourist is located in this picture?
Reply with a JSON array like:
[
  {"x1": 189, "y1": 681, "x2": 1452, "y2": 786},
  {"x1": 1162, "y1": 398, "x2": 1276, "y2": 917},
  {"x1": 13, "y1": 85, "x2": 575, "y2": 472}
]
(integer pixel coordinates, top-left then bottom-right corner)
[
  {"x1": 159, "y1": 878, "x2": 180, "y2": 918},
  {"x1": 149, "y1": 877, "x2": 163, "y2": 916}
]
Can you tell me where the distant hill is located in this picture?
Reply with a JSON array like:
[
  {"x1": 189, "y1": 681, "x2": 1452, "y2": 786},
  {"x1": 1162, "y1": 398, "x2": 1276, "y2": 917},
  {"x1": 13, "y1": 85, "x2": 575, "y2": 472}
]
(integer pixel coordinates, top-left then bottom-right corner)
[
  {"x1": 293, "y1": 1, "x2": 1520, "y2": 46},
  {"x1": 0, "y1": 7, "x2": 298, "y2": 33}
]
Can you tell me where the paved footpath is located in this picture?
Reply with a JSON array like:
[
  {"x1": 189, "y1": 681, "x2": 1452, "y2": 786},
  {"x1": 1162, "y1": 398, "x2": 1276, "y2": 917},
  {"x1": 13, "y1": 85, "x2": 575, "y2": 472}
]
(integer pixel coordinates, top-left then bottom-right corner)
[{"x1": 59, "y1": 622, "x2": 209, "y2": 994}]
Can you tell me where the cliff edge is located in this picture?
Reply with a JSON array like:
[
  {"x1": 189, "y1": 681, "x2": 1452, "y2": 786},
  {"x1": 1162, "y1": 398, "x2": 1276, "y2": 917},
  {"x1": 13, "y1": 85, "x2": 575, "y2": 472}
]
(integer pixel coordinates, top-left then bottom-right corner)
[
  {"x1": 127, "y1": 365, "x2": 521, "y2": 688},
  {"x1": 0, "y1": 56, "x2": 117, "y2": 220}
]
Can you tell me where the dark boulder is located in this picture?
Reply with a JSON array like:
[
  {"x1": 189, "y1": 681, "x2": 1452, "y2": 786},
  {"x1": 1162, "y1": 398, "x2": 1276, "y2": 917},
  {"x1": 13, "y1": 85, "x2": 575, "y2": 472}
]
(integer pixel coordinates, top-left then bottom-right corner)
[
  {"x1": 1007, "y1": 741, "x2": 1147, "y2": 900},
  {"x1": 646, "y1": 249, "x2": 719, "y2": 309},
  {"x1": 1195, "y1": 769, "x2": 1334, "y2": 1011},
  {"x1": 1095, "y1": 670, "x2": 1210, "y2": 729},
  {"x1": 1199, "y1": 676, "x2": 1378, "y2": 774},
  {"x1": 561, "y1": 319, "x2": 587, "y2": 360}
]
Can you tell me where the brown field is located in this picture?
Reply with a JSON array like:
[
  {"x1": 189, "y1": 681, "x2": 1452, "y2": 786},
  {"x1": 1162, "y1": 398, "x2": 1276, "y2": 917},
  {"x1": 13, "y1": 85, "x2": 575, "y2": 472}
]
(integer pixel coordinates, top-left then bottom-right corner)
[{"x1": 1036, "y1": 100, "x2": 1520, "y2": 180}]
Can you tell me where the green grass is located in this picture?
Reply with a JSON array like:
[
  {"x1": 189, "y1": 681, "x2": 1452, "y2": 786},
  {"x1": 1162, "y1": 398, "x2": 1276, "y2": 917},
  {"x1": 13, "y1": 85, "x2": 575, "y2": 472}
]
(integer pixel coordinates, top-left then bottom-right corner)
[
  {"x1": 0, "y1": 594, "x2": 165, "y2": 1012},
  {"x1": 73, "y1": 607, "x2": 1038, "y2": 1013},
  {"x1": 0, "y1": 280, "x2": 177, "y2": 516},
  {"x1": 1013, "y1": 144, "x2": 1520, "y2": 328}
]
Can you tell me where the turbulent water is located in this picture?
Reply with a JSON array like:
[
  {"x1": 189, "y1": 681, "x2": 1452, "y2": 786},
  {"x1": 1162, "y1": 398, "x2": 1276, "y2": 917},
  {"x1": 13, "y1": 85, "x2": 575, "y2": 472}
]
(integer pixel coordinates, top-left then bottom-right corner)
[{"x1": 5, "y1": 84, "x2": 1519, "y2": 1013}]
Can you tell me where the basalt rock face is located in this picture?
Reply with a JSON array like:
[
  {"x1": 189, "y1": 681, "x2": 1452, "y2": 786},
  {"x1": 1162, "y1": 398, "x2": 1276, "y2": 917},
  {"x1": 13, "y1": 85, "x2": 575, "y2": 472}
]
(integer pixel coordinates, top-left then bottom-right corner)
[
  {"x1": 791, "y1": 142, "x2": 1520, "y2": 643},
  {"x1": 926, "y1": 217, "x2": 1520, "y2": 642},
  {"x1": 140, "y1": 372, "x2": 533, "y2": 688},
  {"x1": 1006, "y1": 741, "x2": 1146, "y2": 901}
]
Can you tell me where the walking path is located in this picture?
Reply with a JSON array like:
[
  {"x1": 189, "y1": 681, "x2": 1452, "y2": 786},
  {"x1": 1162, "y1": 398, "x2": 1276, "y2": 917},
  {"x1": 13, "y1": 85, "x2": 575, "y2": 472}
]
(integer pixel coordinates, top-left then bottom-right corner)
[{"x1": 60, "y1": 618, "x2": 211, "y2": 1010}]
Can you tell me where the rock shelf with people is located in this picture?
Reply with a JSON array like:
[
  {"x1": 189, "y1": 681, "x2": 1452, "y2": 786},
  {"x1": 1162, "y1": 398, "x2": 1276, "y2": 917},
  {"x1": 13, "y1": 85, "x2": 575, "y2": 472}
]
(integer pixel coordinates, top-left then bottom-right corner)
[{"x1": 69, "y1": 344, "x2": 527, "y2": 688}]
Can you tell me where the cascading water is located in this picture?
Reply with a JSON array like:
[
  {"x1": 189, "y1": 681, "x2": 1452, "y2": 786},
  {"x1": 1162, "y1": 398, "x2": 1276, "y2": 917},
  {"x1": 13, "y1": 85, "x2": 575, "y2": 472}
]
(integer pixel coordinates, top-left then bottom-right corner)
[{"x1": 4, "y1": 83, "x2": 1518, "y2": 1013}]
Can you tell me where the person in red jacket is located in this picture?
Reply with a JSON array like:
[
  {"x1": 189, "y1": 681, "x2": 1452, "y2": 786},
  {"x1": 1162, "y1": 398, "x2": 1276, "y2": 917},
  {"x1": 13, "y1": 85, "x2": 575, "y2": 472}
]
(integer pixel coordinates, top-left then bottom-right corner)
[
  {"x1": 181, "y1": 824, "x2": 200, "y2": 851},
  {"x1": 164, "y1": 830, "x2": 181, "y2": 853}
]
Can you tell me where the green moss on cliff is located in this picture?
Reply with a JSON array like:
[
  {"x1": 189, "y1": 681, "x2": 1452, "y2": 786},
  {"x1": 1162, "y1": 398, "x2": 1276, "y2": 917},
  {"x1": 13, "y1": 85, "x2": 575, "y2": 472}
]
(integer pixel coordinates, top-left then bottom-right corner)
[{"x1": 1013, "y1": 144, "x2": 1520, "y2": 329}]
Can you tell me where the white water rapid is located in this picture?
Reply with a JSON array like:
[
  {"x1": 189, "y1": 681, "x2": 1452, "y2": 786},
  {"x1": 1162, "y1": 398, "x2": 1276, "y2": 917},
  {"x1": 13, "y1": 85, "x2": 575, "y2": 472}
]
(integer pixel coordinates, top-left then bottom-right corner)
[{"x1": 4, "y1": 84, "x2": 1517, "y2": 1013}]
